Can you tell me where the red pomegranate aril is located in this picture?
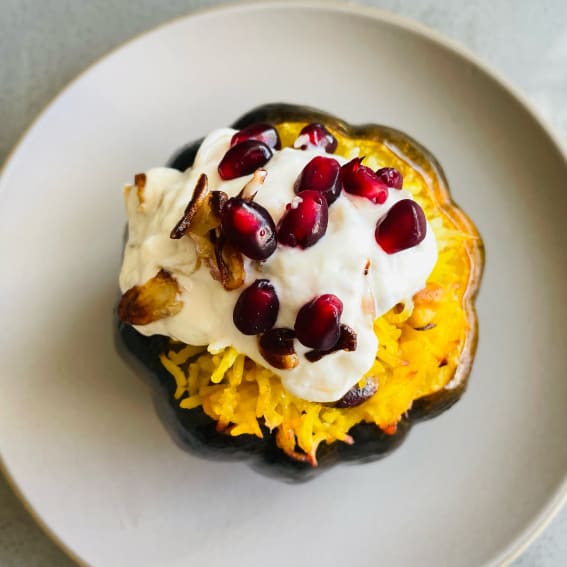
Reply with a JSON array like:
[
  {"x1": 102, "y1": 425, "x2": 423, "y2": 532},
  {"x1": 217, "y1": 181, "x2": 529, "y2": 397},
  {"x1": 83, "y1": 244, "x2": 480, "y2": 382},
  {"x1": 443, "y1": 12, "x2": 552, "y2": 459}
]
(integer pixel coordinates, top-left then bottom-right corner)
[
  {"x1": 230, "y1": 123, "x2": 281, "y2": 150},
  {"x1": 294, "y1": 294, "x2": 343, "y2": 350},
  {"x1": 375, "y1": 199, "x2": 427, "y2": 254},
  {"x1": 294, "y1": 123, "x2": 337, "y2": 153},
  {"x1": 341, "y1": 158, "x2": 388, "y2": 204},
  {"x1": 376, "y1": 167, "x2": 403, "y2": 189},
  {"x1": 278, "y1": 190, "x2": 328, "y2": 249},
  {"x1": 221, "y1": 197, "x2": 277, "y2": 260},
  {"x1": 294, "y1": 156, "x2": 342, "y2": 205},
  {"x1": 218, "y1": 140, "x2": 272, "y2": 180},
  {"x1": 233, "y1": 280, "x2": 279, "y2": 335}
]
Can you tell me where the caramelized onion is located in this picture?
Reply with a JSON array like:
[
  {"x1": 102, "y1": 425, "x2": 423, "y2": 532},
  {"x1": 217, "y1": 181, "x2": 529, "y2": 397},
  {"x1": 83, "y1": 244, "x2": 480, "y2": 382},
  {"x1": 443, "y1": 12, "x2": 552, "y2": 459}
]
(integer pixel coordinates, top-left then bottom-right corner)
[{"x1": 117, "y1": 269, "x2": 182, "y2": 325}]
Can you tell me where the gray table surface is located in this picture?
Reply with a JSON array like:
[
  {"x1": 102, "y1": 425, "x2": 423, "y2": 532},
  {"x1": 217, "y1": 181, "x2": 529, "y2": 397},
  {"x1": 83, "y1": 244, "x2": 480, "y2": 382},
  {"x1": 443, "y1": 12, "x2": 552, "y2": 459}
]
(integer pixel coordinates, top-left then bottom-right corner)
[{"x1": 1, "y1": 0, "x2": 566, "y2": 565}]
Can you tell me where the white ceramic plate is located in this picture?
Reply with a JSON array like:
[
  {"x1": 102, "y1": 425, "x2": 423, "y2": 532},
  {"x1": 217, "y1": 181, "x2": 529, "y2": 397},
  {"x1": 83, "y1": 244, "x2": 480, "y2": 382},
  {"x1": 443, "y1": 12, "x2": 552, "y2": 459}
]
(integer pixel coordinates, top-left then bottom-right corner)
[{"x1": 1, "y1": 2, "x2": 566, "y2": 566}]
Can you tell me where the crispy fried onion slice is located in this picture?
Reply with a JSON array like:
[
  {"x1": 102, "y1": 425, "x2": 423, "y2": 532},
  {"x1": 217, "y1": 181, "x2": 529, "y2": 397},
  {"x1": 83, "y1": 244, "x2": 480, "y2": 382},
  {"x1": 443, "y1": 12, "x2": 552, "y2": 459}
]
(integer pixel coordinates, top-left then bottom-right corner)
[
  {"x1": 170, "y1": 174, "x2": 244, "y2": 290},
  {"x1": 117, "y1": 269, "x2": 183, "y2": 325},
  {"x1": 134, "y1": 173, "x2": 147, "y2": 211},
  {"x1": 258, "y1": 328, "x2": 299, "y2": 370},
  {"x1": 170, "y1": 174, "x2": 226, "y2": 238},
  {"x1": 334, "y1": 376, "x2": 378, "y2": 408},
  {"x1": 305, "y1": 324, "x2": 357, "y2": 362},
  {"x1": 212, "y1": 233, "x2": 245, "y2": 291}
]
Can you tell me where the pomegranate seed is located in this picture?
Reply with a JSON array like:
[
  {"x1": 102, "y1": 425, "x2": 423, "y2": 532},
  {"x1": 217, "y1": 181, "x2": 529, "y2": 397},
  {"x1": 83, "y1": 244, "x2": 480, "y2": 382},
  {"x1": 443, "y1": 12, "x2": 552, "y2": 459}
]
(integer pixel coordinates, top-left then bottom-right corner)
[
  {"x1": 221, "y1": 197, "x2": 276, "y2": 260},
  {"x1": 230, "y1": 123, "x2": 281, "y2": 150},
  {"x1": 294, "y1": 294, "x2": 343, "y2": 350},
  {"x1": 233, "y1": 279, "x2": 279, "y2": 335},
  {"x1": 277, "y1": 191, "x2": 328, "y2": 249},
  {"x1": 341, "y1": 158, "x2": 388, "y2": 204},
  {"x1": 293, "y1": 123, "x2": 337, "y2": 153},
  {"x1": 218, "y1": 140, "x2": 272, "y2": 180},
  {"x1": 375, "y1": 199, "x2": 427, "y2": 254},
  {"x1": 376, "y1": 167, "x2": 403, "y2": 189},
  {"x1": 294, "y1": 156, "x2": 342, "y2": 205}
]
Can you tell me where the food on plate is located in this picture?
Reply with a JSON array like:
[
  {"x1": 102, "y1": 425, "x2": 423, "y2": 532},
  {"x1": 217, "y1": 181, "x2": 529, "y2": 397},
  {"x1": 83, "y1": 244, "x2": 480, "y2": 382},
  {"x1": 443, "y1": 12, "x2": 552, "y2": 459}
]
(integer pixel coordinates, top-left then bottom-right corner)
[{"x1": 117, "y1": 103, "x2": 483, "y2": 478}]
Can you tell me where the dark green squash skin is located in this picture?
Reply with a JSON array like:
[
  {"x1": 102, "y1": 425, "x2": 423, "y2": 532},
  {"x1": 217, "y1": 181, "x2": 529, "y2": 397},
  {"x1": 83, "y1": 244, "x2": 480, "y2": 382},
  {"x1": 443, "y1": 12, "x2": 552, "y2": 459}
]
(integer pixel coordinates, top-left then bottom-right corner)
[{"x1": 117, "y1": 103, "x2": 480, "y2": 482}]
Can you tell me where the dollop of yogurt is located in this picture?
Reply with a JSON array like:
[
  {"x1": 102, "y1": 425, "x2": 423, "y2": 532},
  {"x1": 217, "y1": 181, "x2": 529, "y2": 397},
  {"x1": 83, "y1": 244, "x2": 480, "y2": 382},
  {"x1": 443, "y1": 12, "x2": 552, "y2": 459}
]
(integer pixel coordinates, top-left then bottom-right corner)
[{"x1": 119, "y1": 129, "x2": 438, "y2": 402}]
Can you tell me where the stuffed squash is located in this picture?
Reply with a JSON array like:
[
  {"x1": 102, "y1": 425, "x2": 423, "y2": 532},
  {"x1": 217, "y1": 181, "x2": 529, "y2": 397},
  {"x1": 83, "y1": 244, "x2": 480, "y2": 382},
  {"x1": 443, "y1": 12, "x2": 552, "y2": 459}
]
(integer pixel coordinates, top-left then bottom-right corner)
[{"x1": 117, "y1": 103, "x2": 483, "y2": 479}]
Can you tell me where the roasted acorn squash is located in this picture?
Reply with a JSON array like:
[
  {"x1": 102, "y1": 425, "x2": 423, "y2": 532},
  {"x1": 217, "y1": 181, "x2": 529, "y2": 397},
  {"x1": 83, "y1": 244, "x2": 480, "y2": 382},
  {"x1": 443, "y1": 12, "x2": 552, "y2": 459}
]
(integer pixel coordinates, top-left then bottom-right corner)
[{"x1": 117, "y1": 103, "x2": 483, "y2": 480}]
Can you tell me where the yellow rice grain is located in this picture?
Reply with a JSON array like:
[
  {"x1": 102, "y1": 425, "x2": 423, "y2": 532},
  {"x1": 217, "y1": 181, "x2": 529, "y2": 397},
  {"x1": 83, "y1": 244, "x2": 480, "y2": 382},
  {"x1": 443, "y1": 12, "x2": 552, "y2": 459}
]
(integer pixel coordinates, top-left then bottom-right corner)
[{"x1": 159, "y1": 353, "x2": 187, "y2": 400}]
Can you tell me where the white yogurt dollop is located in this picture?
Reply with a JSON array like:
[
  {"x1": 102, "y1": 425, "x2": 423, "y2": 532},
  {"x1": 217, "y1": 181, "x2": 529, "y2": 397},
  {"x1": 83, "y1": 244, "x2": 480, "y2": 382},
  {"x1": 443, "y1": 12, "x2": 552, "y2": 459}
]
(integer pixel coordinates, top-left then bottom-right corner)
[{"x1": 119, "y1": 129, "x2": 438, "y2": 402}]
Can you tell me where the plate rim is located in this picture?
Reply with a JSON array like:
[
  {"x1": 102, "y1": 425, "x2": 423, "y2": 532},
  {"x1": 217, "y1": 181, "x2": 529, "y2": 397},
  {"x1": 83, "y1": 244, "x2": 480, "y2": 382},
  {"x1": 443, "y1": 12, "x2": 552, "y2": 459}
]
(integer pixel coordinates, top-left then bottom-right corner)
[{"x1": 0, "y1": 1, "x2": 566, "y2": 566}]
